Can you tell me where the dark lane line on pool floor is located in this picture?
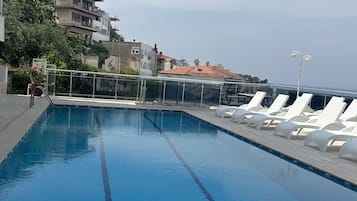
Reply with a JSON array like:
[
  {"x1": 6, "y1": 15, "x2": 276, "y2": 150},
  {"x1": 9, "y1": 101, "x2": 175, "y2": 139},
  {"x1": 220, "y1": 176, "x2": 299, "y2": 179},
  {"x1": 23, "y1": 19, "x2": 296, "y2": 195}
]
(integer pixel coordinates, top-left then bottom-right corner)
[
  {"x1": 95, "y1": 112, "x2": 113, "y2": 201},
  {"x1": 143, "y1": 113, "x2": 215, "y2": 201}
]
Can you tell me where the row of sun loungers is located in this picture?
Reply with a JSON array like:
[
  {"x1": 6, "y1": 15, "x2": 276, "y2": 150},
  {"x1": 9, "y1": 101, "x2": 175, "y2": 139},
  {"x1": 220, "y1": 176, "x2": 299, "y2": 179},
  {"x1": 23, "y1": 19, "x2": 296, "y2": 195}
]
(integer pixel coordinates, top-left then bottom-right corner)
[{"x1": 215, "y1": 91, "x2": 357, "y2": 161}]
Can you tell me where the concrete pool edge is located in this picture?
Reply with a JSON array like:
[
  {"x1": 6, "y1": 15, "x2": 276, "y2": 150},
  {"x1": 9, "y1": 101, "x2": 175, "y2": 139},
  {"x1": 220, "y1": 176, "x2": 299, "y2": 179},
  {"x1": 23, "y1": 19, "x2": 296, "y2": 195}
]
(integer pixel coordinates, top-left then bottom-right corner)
[
  {"x1": 0, "y1": 96, "x2": 48, "y2": 163},
  {"x1": 183, "y1": 110, "x2": 357, "y2": 188}
]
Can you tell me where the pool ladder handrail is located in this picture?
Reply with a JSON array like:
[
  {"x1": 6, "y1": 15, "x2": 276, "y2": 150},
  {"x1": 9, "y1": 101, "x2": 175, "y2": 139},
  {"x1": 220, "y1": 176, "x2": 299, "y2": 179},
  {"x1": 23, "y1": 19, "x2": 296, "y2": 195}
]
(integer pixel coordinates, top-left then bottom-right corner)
[{"x1": 29, "y1": 85, "x2": 54, "y2": 107}]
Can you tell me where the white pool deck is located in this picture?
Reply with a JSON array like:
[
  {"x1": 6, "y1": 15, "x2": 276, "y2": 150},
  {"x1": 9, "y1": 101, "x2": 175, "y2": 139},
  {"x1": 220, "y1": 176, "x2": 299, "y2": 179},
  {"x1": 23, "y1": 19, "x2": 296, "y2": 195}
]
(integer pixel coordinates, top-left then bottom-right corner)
[{"x1": 0, "y1": 95, "x2": 356, "y2": 186}]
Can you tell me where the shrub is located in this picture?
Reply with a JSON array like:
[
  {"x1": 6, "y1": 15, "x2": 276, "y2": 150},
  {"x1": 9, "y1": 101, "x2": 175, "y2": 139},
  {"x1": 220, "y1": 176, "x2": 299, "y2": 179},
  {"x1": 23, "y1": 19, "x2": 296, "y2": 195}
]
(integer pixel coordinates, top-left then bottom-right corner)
[{"x1": 10, "y1": 69, "x2": 31, "y2": 94}]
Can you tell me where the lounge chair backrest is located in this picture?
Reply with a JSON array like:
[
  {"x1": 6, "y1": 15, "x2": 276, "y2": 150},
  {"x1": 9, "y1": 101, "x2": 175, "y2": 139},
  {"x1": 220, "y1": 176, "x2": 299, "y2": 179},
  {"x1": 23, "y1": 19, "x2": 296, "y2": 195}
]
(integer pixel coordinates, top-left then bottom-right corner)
[
  {"x1": 266, "y1": 94, "x2": 289, "y2": 114},
  {"x1": 285, "y1": 93, "x2": 313, "y2": 119},
  {"x1": 316, "y1": 97, "x2": 346, "y2": 126},
  {"x1": 352, "y1": 124, "x2": 357, "y2": 134},
  {"x1": 246, "y1": 91, "x2": 266, "y2": 110},
  {"x1": 340, "y1": 99, "x2": 357, "y2": 121}
]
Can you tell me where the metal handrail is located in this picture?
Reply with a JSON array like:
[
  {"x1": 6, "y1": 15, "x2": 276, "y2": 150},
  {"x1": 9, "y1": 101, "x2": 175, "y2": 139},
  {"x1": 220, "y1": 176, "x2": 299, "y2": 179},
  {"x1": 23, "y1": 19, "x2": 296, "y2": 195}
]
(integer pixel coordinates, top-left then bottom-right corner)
[{"x1": 29, "y1": 84, "x2": 54, "y2": 107}]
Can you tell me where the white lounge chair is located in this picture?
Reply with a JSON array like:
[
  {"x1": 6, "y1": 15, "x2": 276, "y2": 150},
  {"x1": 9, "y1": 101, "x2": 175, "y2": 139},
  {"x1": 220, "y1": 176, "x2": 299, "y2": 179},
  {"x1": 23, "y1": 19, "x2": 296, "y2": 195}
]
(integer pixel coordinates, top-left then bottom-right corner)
[
  {"x1": 231, "y1": 94, "x2": 289, "y2": 124},
  {"x1": 274, "y1": 96, "x2": 346, "y2": 139},
  {"x1": 304, "y1": 124, "x2": 357, "y2": 152},
  {"x1": 303, "y1": 100, "x2": 357, "y2": 151},
  {"x1": 215, "y1": 91, "x2": 266, "y2": 118},
  {"x1": 339, "y1": 99, "x2": 357, "y2": 122},
  {"x1": 339, "y1": 138, "x2": 357, "y2": 161},
  {"x1": 305, "y1": 99, "x2": 357, "y2": 119},
  {"x1": 247, "y1": 93, "x2": 313, "y2": 129}
]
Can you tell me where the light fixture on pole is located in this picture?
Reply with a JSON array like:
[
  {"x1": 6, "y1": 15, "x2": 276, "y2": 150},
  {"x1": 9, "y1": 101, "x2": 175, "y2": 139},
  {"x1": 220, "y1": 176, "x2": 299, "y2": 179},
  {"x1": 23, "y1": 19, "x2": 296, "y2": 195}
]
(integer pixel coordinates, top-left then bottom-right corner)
[{"x1": 290, "y1": 50, "x2": 312, "y2": 97}]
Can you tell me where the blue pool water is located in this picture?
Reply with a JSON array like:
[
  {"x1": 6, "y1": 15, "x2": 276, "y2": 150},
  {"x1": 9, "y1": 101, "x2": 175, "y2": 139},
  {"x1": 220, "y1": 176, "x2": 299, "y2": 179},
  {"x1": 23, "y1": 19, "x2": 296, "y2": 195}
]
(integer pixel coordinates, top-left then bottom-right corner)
[{"x1": 0, "y1": 106, "x2": 356, "y2": 201}]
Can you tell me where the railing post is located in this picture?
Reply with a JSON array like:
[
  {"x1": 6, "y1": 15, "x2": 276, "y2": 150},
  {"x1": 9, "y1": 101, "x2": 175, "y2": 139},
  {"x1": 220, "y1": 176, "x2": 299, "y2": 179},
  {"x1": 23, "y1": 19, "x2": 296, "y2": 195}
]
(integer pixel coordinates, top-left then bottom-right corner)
[
  {"x1": 142, "y1": 79, "x2": 147, "y2": 103},
  {"x1": 163, "y1": 80, "x2": 166, "y2": 104},
  {"x1": 139, "y1": 78, "x2": 144, "y2": 103},
  {"x1": 139, "y1": 78, "x2": 142, "y2": 102},
  {"x1": 219, "y1": 84, "x2": 223, "y2": 105},
  {"x1": 200, "y1": 83, "x2": 204, "y2": 107},
  {"x1": 29, "y1": 84, "x2": 34, "y2": 107},
  {"x1": 136, "y1": 78, "x2": 140, "y2": 101},
  {"x1": 92, "y1": 74, "x2": 96, "y2": 98},
  {"x1": 53, "y1": 70, "x2": 56, "y2": 96},
  {"x1": 181, "y1": 82, "x2": 185, "y2": 105},
  {"x1": 69, "y1": 72, "x2": 73, "y2": 97},
  {"x1": 115, "y1": 75, "x2": 118, "y2": 99},
  {"x1": 45, "y1": 71, "x2": 49, "y2": 95},
  {"x1": 324, "y1": 94, "x2": 327, "y2": 107}
]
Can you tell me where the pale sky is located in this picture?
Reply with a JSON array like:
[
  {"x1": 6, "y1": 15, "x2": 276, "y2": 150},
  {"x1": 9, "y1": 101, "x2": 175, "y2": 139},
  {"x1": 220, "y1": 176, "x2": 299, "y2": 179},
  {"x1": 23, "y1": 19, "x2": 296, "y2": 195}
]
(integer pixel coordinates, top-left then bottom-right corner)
[{"x1": 96, "y1": 0, "x2": 357, "y2": 91}]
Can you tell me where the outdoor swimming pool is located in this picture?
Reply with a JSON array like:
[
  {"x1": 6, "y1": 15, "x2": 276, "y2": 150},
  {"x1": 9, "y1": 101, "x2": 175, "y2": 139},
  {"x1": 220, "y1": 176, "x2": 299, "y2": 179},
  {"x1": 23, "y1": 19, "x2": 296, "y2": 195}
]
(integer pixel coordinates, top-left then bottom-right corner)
[{"x1": 0, "y1": 106, "x2": 356, "y2": 201}]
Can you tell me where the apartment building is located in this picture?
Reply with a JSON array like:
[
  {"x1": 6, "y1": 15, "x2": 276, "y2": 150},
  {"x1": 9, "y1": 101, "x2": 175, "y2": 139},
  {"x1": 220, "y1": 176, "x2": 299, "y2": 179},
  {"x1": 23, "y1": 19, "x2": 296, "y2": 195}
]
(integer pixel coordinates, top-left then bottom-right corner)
[
  {"x1": 101, "y1": 41, "x2": 158, "y2": 76},
  {"x1": 54, "y1": 0, "x2": 103, "y2": 42},
  {"x1": 92, "y1": 9, "x2": 118, "y2": 42},
  {"x1": 156, "y1": 52, "x2": 175, "y2": 71}
]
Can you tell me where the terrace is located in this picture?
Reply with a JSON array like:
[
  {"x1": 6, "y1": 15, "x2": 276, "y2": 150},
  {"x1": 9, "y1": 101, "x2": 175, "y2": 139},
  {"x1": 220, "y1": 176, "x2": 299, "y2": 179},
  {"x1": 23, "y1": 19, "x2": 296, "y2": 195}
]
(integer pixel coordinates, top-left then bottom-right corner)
[{"x1": 1, "y1": 68, "x2": 357, "y2": 188}]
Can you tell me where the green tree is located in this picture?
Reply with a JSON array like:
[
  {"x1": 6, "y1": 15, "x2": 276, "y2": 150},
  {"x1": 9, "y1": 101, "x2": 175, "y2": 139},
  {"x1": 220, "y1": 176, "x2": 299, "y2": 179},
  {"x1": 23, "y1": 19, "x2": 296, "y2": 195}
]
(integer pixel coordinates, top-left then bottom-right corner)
[
  {"x1": 177, "y1": 59, "x2": 188, "y2": 66},
  {"x1": 110, "y1": 29, "x2": 124, "y2": 42},
  {"x1": 242, "y1": 74, "x2": 268, "y2": 83},
  {"x1": 2, "y1": 0, "x2": 109, "y2": 70},
  {"x1": 3, "y1": 0, "x2": 59, "y2": 66}
]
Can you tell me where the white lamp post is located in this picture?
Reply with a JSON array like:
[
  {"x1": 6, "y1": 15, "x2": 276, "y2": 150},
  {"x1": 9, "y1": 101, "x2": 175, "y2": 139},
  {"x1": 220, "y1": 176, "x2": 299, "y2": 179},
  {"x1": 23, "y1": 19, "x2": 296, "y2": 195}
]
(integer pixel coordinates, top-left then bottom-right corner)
[{"x1": 290, "y1": 50, "x2": 312, "y2": 97}]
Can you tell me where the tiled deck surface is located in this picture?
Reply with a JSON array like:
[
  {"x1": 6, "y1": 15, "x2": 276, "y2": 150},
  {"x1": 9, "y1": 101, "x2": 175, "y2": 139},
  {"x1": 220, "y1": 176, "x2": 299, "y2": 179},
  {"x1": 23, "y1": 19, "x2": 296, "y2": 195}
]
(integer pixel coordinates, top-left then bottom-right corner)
[
  {"x1": 0, "y1": 95, "x2": 48, "y2": 162},
  {"x1": 0, "y1": 95, "x2": 356, "y2": 186}
]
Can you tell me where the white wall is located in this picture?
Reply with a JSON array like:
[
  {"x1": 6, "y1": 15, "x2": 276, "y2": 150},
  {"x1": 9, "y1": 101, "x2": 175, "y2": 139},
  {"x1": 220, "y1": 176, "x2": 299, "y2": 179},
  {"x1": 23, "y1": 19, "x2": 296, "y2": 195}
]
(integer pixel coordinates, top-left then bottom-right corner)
[
  {"x1": 92, "y1": 11, "x2": 110, "y2": 42},
  {"x1": 104, "y1": 56, "x2": 120, "y2": 72},
  {"x1": 0, "y1": 66, "x2": 8, "y2": 94},
  {"x1": 139, "y1": 43, "x2": 155, "y2": 76},
  {"x1": 92, "y1": 20, "x2": 110, "y2": 42},
  {"x1": 83, "y1": 55, "x2": 99, "y2": 68},
  {"x1": 0, "y1": 16, "x2": 4, "y2": 42}
]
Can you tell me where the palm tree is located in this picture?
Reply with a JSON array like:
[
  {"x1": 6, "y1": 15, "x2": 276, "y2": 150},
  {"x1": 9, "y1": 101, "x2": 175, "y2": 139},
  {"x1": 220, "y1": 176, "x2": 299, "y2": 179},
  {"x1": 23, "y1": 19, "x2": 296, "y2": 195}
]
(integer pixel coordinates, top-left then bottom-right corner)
[{"x1": 194, "y1": 59, "x2": 200, "y2": 67}]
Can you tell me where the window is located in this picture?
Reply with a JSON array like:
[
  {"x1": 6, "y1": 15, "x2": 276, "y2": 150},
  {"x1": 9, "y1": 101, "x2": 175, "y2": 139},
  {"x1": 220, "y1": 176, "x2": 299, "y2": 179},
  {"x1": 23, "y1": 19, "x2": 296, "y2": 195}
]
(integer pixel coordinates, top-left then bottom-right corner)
[
  {"x1": 73, "y1": 0, "x2": 80, "y2": 5},
  {"x1": 131, "y1": 48, "x2": 140, "y2": 56},
  {"x1": 81, "y1": 16, "x2": 92, "y2": 27},
  {"x1": 82, "y1": 0, "x2": 93, "y2": 11},
  {"x1": 72, "y1": 12, "x2": 81, "y2": 22}
]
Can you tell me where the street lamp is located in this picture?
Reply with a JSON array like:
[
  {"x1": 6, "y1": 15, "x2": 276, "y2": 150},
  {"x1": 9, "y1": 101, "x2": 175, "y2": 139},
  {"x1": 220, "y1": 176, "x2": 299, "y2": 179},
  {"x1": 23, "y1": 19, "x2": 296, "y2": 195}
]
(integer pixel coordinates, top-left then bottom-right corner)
[{"x1": 290, "y1": 50, "x2": 312, "y2": 97}]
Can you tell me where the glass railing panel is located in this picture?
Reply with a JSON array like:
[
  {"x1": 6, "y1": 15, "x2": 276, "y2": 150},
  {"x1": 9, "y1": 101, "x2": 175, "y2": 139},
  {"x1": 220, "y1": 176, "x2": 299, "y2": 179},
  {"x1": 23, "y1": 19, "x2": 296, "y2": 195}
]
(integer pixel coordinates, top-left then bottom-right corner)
[
  {"x1": 164, "y1": 81, "x2": 183, "y2": 105},
  {"x1": 116, "y1": 76, "x2": 139, "y2": 100},
  {"x1": 183, "y1": 82, "x2": 201, "y2": 105},
  {"x1": 47, "y1": 71, "x2": 71, "y2": 96},
  {"x1": 202, "y1": 84, "x2": 221, "y2": 106},
  {"x1": 94, "y1": 75, "x2": 116, "y2": 98},
  {"x1": 71, "y1": 72, "x2": 94, "y2": 98},
  {"x1": 144, "y1": 79, "x2": 164, "y2": 103},
  {"x1": 220, "y1": 83, "x2": 240, "y2": 105},
  {"x1": 220, "y1": 83, "x2": 275, "y2": 106}
]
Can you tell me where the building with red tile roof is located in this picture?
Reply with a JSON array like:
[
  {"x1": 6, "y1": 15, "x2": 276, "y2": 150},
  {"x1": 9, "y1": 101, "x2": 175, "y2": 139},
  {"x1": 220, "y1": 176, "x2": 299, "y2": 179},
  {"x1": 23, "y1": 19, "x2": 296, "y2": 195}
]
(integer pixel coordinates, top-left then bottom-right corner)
[
  {"x1": 159, "y1": 64, "x2": 244, "y2": 82},
  {"x1": 156, "y1": 52, "x2": 175, "y2": 71}
]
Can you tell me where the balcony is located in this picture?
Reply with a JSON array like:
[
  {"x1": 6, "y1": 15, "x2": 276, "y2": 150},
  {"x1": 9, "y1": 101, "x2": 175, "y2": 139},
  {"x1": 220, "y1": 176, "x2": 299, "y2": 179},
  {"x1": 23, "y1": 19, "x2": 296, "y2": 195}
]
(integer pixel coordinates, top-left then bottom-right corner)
[
  {"x1": 55, "y1": 0, "x2": 101, "y2": 17},
  {"x1": 59, "y1": 19, "x2": 98, "y2": 32}
]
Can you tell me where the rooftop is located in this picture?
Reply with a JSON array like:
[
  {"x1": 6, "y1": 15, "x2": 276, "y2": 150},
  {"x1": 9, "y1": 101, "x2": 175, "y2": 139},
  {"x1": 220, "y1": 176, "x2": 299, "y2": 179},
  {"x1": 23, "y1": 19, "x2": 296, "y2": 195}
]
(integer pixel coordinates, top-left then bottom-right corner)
[{"x1": 159, "y1": 65, "x2": 244, "y2": 81}]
